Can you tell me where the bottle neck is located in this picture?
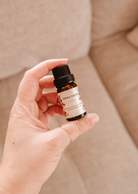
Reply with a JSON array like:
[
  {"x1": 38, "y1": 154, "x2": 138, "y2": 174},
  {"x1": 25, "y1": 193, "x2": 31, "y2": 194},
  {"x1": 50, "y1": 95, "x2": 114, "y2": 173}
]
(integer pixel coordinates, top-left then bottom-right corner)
[
  {"x1": 56, "y1": 81, "x2": 75, "y2": 88},
  {"x1": 54, "y1": 74, "x2": 75, "y2": 88}
]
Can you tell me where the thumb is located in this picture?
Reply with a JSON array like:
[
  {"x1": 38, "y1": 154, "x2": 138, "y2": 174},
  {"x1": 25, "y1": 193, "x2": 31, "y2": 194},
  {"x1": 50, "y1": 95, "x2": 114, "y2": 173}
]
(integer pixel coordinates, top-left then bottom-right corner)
[{"x1": 50, "y1": 113, "x2": 99, "y2": 148}]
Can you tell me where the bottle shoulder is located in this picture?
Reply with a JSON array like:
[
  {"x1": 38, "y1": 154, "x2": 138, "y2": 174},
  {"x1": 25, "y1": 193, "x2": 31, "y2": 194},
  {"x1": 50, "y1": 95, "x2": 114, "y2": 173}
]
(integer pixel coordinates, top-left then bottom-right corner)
[{"x1": 57, "y1": 82, "x2": 77, "y2": 93}]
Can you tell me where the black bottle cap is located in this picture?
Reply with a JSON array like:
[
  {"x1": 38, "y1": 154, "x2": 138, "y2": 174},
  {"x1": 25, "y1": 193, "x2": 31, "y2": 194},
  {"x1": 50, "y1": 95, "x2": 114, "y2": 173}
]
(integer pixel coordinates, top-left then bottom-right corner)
[{"x1": 52, "y1": 65, "x2": 75, "y2": 88}]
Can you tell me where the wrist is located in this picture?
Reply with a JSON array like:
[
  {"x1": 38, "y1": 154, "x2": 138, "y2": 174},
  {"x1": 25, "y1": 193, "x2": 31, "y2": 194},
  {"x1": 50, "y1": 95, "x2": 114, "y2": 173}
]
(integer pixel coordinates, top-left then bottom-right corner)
[
  {"x1": 0, "y1": 164, "x2": 12, "y2": 194},
  {"x1": 0, "y1": 163, "x2": 41, "y2": 194},
  {"x1": 0, "y1": 163, "x2": 21, "y2": 194}
]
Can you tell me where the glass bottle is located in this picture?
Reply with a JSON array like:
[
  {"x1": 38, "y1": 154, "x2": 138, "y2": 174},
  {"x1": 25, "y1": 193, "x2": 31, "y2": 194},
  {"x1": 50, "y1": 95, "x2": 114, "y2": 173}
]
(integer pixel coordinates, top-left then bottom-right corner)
[{"x1": 52, "y1": 65, "x2": 86, "y2": 121}]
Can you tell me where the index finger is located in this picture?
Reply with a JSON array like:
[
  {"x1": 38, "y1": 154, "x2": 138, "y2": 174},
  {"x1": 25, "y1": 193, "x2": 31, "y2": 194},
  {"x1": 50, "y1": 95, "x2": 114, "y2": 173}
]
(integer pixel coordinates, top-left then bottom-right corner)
[{"x1": 18, "y1": 59, "x2": 68, "y2": 101}]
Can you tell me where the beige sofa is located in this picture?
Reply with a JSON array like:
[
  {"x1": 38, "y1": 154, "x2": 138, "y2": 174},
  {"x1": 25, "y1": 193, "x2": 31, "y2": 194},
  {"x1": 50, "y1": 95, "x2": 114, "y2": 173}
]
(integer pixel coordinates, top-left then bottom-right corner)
[{"x1": 0, "y1": 0, "x2": 138, "y2": 193}]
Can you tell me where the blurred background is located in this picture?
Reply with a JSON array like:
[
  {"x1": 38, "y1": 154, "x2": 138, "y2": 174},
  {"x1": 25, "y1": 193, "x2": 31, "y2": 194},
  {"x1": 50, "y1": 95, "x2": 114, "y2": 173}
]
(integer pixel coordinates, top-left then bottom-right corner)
[{"x1": 0, "y1": 0, "x2": 138, "y2": 193}]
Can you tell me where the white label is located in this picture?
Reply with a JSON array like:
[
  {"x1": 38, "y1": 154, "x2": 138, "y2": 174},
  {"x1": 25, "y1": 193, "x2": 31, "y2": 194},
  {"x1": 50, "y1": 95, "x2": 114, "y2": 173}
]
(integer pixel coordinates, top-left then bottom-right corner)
[{"x1": 58, "y1": 87, "x2": 86, "y2": 119}]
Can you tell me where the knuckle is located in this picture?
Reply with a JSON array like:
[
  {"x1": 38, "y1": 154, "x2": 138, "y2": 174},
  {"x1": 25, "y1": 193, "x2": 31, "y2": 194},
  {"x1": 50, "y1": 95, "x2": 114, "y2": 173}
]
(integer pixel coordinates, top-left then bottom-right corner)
[
  {"x1": 46, "y1": 132, "x2": 65, "y2": 152},
  {"x1": 75, "y1": 117, "x2": 89, "y2": 135},
  {"x1": 24, "y1": 69, "x2": 35, "y2": 78},
  {"x1": 9, "y1": 101, "x2": 28, "y2": 120},
  {"x1": 46, "y1": 135, "x2": 59, "y2": 151},
  {"x1": 24, "y1": 70, "x2": 31, "y2": 77},
  {"x1": 9, "y1": 106, "x2": 20, "y2": 121},
  {"x1": 9, "y1": 100, "x2": 19, "y2": 118},
  {"x1": 10, "y1": 106, "x2": 15, "y2": 118},
  {"x1": 25, "y1": 68, "x2": 37, "y2": 78},
  {"x1": 75, "y1": 120, "x2": 84, "y2": 134}
]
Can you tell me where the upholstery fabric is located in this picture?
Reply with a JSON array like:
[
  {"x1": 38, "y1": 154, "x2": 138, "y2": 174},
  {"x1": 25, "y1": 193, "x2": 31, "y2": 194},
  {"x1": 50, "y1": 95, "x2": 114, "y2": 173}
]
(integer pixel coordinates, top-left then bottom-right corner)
[
  {"x1": 0, "y1": 0, "x2": 91, "y2": 79},
  {"x1": 1, "y1": 56, "x2": 138, "y2": 194},
  {"x1": 91, "y1": 0, "x2": 138, "y2": 46},
  {"x1": 127, "y1": 26, "x2": 138, "y2": 48},
  {"x1": 91, "y1": 36, "x2": 138, "y2": 146},
  {"x1": 90, "y1": 0, "x2": 138, "y2": 146}
]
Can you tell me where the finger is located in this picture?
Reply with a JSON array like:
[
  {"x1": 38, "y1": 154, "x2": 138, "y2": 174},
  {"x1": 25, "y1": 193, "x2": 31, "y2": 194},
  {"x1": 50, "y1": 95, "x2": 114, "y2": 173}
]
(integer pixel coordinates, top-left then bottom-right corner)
[
  {"x1": 38, "y1": 92, "x2": 60, "y2": 112},
  {"x1": 18, "y1": 59, "x2": 68, "y2": 101},
  {"x1": 37, "y1": 97, "x2": 48, "y2": 112},
  {"x1": 42, "y1": 92, "x2": 60, "y2": 104},
  {"x1": 49, "y1": 113, "x2": 99, "y2": 148},
  {"x1": 36, "y1": 78, "x2": 56, "y2": 102},
  {"x1": 46, "y1": 105, "x2": 64, "y2": 117},
  {"x1": 35, "y1": 87, "x2": 42, "y2": 102},
  {"x1": 39, "y1": 75, "x2": 55, "y2": 89}
]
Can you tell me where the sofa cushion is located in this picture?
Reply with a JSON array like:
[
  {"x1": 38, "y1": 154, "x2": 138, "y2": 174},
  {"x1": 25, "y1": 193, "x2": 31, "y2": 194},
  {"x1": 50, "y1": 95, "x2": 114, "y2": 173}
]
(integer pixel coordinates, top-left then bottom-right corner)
[
  {"x1": 90, "y1": 0, "x2": 138, "y2": 146},
  {"x1": 91, "y1": 0, "x2": 138, "y2": 46},
  {"x1": 127, "y1": 26, "x2": 138, "y2": 48},
  {"x1": 0, "y1": 0, "x2": 91, "y2": 79},
  {"x1": 1, "y1": 56, "x2": 138, "y2": 193},
  {"x1": 91, "y1": 36, "x2": 138, "y2": 147}
]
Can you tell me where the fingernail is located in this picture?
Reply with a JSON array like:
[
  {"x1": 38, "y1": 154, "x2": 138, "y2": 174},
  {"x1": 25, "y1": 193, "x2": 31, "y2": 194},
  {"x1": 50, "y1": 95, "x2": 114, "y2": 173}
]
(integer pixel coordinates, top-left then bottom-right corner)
[{"x1": 86, "y1": 113, "x2": 99, "y2": 127}]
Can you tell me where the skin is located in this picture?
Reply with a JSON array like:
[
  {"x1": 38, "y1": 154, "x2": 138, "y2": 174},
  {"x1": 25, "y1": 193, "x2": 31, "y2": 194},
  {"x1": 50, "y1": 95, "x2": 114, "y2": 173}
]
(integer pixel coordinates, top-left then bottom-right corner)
[{"x1": 0, "y1": 59, "x2": 99, "y2": 194}]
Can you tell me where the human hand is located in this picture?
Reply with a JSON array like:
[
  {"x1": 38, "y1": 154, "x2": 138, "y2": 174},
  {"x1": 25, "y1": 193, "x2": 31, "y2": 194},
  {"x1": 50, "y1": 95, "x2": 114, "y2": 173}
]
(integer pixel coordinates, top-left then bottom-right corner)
[{"x1": 0, "y1": 59, "x2": 99, "y2": 194}]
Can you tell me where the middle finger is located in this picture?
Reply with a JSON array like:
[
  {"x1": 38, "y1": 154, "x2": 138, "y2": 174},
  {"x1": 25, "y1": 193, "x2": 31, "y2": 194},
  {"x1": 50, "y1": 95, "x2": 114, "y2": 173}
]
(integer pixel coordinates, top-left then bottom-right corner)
[
  {"x1": 39, "y1": 75, "x2": 55, "y2": 89},
  {"x1": 42, "y1": 91, "x2": 60, "y2": 105}
]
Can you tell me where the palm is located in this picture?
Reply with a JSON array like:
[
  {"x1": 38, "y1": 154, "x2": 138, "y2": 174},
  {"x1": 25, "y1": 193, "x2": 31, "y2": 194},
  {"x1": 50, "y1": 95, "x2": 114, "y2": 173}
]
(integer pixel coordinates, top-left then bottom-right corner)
[{"x1": 27, "y1": 86, "x2": 63, "y2": 131}]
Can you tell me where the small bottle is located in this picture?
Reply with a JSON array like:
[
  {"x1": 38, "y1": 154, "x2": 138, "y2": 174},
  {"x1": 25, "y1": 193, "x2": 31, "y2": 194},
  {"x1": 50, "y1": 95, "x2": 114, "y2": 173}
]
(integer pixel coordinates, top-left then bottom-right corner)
[{"x1": 52, "y1": 65, "x2": 86, "y2": 121}]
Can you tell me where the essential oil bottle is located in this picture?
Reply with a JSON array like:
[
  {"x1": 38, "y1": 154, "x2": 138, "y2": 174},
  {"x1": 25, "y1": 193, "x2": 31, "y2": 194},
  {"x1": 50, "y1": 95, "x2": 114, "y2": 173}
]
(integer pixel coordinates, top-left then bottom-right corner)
[{"x1": 52, "y1": 65, "x2": 86, "y2": 121}]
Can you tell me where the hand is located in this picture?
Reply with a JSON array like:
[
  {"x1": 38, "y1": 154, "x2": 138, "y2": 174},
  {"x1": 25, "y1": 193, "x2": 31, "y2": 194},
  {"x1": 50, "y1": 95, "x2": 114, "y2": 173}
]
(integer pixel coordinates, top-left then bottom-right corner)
[{"x1": 0, "y1": 59, "x2": 99, "y2": 194}]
